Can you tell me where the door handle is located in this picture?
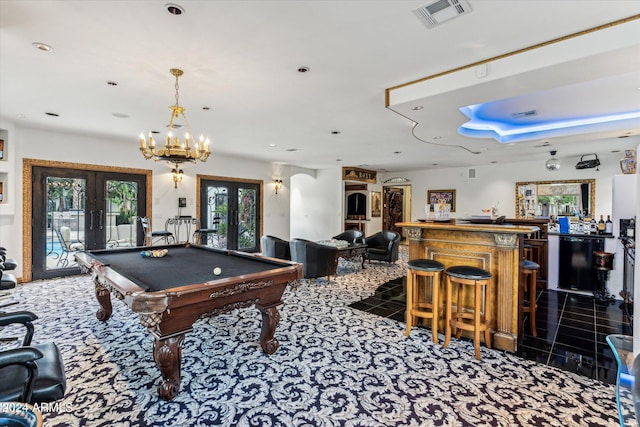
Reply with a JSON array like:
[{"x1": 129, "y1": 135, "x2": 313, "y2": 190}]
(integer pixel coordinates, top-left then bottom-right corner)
[
  {"x1": 98, "y1": 210, "x2": 104, "y2": 230},
  {"x1": 89, "y1": 210, "x2": 94, "y2": 231}
]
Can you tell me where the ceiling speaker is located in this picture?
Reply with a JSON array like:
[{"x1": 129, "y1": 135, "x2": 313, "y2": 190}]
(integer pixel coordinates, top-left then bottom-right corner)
[{"x1": 468, "y1": 168, "x2": 476, "y2": 179}]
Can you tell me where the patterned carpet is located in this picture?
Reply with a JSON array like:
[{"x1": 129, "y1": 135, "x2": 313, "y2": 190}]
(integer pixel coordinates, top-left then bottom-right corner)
[{"x1": 2, "y1": 248, "x2": 620, "y2": 426}]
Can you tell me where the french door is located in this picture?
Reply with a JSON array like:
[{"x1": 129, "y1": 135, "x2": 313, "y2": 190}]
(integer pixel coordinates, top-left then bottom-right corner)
[
  {"x1": 199, "y1": 178, "x2": 261, "y2": 252},
  {"x1": 32, "y1": 166, "x2": 147, "y2": 280}
]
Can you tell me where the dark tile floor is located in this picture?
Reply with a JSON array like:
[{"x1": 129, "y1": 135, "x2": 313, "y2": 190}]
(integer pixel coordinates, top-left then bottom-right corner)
[{"x1": 348, "y1": 276, "x2": 633, "y2": 385}]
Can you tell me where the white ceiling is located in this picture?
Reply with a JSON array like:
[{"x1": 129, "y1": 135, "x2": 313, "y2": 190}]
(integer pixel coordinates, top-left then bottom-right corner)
[{"x1": 1, "y1": 1, "x2": 639, "y2": 172}]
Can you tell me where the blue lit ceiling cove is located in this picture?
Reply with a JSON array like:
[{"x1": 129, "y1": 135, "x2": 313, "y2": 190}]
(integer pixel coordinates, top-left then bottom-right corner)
[{"x1": 458, "y1": 103, "x2": 640, "y2": 144}]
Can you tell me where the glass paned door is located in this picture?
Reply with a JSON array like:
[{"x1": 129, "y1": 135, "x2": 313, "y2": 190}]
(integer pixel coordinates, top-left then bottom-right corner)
[
  {"x1": 205, "y1": 185, "x2": 229, "y2": 249},
  {"x1": 237, "y1": 187, "x2": 257, "y2": 251},
  {"x1": 104, "y1": 179, "x2": 139, "y2": 249},
  {"x1": 200, "y1": 179, "x2": 260, "y2": 252},
  {"x1": 32, "y1": 166, "x2": 147, "y2": 280},
  {"x1": 46, "y1": 177, "x2": 87, "y2": 270}
]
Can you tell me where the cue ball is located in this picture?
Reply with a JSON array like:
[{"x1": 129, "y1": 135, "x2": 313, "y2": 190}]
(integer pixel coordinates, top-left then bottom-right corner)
[{"x1": 213, "y1": 267, "x2": 222, "y2": 276}]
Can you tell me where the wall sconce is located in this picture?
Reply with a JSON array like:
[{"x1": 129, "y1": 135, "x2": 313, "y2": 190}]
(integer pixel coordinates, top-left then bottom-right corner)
[
  {"x1": 172, "y1": 166, "x2": 184, "y2": 189},
  {"x1": 274, "y1": 178, "x2": 283, "y2": 194}
]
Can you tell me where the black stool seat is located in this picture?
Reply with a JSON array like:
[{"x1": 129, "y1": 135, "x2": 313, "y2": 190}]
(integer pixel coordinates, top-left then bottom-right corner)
[
  {"x1": 445, "y1": 265, "x2": 492, "y2": 280},
  {"x1": 151, "y1": 230, "x2": 173, "y2": 237},
  {"x1": 523, "y1": 260, "x2": 539, "y2": 270},
  {"x1": 407, "y1": 259, "x2": 445, "y2": 272}
]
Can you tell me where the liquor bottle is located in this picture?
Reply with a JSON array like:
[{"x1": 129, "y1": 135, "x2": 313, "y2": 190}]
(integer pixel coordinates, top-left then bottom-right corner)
[
  {"x1": 597, "y1": 215, "x2": 605, "y2": 235},
  {"x1": 605, "y1": 215, "x2": 613, "y2": 235},
  {"x1": 590, "y1": 218, "x2": 597, "y2": 233}
]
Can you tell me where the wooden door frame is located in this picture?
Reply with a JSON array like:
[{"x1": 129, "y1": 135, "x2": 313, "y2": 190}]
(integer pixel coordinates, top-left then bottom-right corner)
[
  {"x1": 196, "y1": 174, "x2": 263, "y2": 250},
  {"x1": 22, "y1": 158, "x2": 152, "y2": 282}
]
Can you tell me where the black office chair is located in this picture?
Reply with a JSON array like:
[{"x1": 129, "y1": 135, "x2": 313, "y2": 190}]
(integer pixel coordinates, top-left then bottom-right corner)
[
  {"x1": 260, "y1": 235, "x2": 291, "y2": 260},
  {"x1": 0, "y1": 249, "x2": 18, "y2": 271},
  {"x1": 289, "y1": 238, "x2": 338, "y2": 284},
  {"x1": 364, "y1": 231, "x2": 401, "y2": 264},
  {"x1": 0, "y1": 311, "x2": 66, "y2": 404},
  {"x1": 332, "y1": 230, "x2": 364, "y2": 244},
  {"x1": 0, "y1": 262, "x2": 18, "y2": 310}
]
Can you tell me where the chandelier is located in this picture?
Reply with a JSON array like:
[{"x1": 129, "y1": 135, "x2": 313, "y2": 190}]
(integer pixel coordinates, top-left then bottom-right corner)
[{"x1": 139, "y1": 68, "x2": 211, "y2": 173}]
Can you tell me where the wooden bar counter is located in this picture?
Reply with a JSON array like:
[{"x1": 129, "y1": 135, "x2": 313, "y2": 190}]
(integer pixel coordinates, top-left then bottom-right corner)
[{"x1": 397, "y1": 220, "x2": 539, "y2": 352}]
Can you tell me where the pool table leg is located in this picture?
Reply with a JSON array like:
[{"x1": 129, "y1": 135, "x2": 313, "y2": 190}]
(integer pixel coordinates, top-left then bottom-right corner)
[
  {"x1": 153, "y1": 334, "x2": 184, "y2": 401},
  {"x1": 258, "y1": 305, "x2": 281, "y2": 354},
  {"x1": 94, "y1": 282, "x2": 113, "y2": 321}
]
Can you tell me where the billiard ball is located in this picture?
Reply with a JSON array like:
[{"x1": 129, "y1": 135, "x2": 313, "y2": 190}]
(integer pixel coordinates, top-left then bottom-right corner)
[{"x1": 213, "y1": 267, "x2": 222, "y2": 276}]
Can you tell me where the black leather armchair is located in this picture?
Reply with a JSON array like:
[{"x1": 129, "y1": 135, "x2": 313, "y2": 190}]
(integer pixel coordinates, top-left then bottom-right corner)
[
  {"x1": 365, "y1": 231, "x2": 401, "y2": 264},
  {"x1": 0, "y1": 311, "x2": 66, "y2": 404},
  {"x1": 260, "y1": 235, "x2": 291, "y2": 260},
  {"x1": 332, "y1": 230, "x2": 364, "y2": 244},
  {"x1": 289, "y1": 238, "x2": 338, "y2": 283}
]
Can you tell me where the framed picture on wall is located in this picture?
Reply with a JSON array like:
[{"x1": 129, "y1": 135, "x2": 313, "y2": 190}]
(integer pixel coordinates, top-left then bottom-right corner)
[
  {"x1": 427, "y1": 189, "x2": 456, "y2": 212},
  {"x1": 371, "y1": 191, "x2": 381, "y2": 217}
]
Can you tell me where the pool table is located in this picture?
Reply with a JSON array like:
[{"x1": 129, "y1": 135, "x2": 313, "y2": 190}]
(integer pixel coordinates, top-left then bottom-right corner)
[{"x1": 75, "y1": 243, "x2": 302, "y2": 400}]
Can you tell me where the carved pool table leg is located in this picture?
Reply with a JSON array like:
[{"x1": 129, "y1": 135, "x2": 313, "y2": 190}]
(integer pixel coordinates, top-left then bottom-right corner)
[
  {"x1": 258, "y1": 305, "x2": 281, "y2": 354},
  {"x1": 153, "y1": 334, "x2": 185, "y2": 401},
  {"x1": 94, "y1": 282, "x2": 113, "y2": 321}
]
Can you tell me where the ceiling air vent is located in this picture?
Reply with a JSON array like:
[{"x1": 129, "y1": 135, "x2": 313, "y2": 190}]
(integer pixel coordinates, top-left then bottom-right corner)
[{"x1": 413, "y1": 0, "x2": 472, "y2": 29}]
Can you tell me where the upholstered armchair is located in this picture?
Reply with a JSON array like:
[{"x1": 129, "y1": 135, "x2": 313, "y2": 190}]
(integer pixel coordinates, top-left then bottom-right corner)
[
  {"x1": 260, "y1": 235, "x2": 291, "y2": 260},
  {"x1": 332, "y1": 230, "x2": 365, "y2": 244},
  {"x1": 289, "y1": 238, "x2": 338, "y2": 283},
  {"x1": 364, "y1": 231, "x2": 401, "y2": 264},
  {"x1": 0, "y1": 311, "x2": 66, "y2": 404}
]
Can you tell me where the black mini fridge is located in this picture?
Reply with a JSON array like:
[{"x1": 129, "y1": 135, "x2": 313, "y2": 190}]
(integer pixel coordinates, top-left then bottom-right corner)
[{"x1": 558, "y1": 235, "x2": 604, "y2": 291}]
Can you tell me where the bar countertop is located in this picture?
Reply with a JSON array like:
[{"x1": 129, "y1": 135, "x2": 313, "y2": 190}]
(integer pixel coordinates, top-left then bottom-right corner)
[{"x1": 396, "y1": 220, "x2": 539, "y2": 235}]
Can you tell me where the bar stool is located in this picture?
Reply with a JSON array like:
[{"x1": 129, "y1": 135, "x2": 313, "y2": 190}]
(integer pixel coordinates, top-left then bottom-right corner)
[
  {"x1": 405, "y1": 259, "x2": 445, "y2": 343},
  {"x1": 522, "y1": 260, "x2": 539, "y2": 337},
  {"x1": 443, "y1": 265, "x2": 492, "y2": 360}
]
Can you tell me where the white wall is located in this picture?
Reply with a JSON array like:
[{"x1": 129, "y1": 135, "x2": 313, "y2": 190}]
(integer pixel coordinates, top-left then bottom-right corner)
[
  {"x1": 290, "y1": 168, "x2": 342, "y2": 241},
  {"x1": 387, "y1": 155, "x2": 626, "y2": 221},
  {"x1": 0, "y1": 121, "x2": 292, "y2": 277}
]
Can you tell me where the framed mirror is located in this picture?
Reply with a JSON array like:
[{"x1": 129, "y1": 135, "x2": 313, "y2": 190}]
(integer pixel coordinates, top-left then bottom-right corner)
[{"x1": 515, "y1": 179, "x2": 596, "y2": 219}]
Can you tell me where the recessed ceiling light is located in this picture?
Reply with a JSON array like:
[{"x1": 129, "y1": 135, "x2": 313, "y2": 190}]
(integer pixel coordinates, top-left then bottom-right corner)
[
  {"x1": 45, "y1": 112, "x2": 59, "y2": 117},
  {"x1": 336, "y1": 158, "x2": 343, "y2": 162},
  {"x1": 393, "y1": 151, "x2": 401, "y2": 154},
  {"x1": 107, "y1": 81, "x2": 119, "y2": 86},
  {"x1": 16, "y1": 113, "x2": 27, "y2": 119},
  {"x1": 331, "y1": 130, "x2": 341, "y2": 135},
  {"x1": 286, "y1": 148, "x2": 300, "y2": 152},
  {"x1": 431, "y1": 163, "x2": 439, "y2": 166},
  {"x1": 32, "y1": 42, "x2": 52, "y2": 52},
  {"x1": 150, "y1": 130, "x2": 160, "y2": 134},
  {"x1": 297, "y1": 66, "x2": 310, "y2": 73},
  {"x1": 611, "y1": 150, "x2": 621, "y2": 153},
  {"x1": 165, "y1": 3, "x2": 184, "y2": 15},
  {"x1": 411, "y1": 106, "x2": 423, "y2": 111},
  {"x1": 202, "y1": 106, "x2": 211, "y2": 110},
  {"x1": 268, "y1": 144, "x2": 277, "y2": 148},
  {"x1": 166, "y1": 123, "x2": 182, "y2": 128},
  {"x1": 433, "y1": 136, "x2": 442, "y2": 140},
  {"x1": 112, "y1": 113, "x2": 129, "y2": 118}
]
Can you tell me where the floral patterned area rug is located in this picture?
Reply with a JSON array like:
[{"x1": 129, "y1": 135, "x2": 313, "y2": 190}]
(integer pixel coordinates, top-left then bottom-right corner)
[{"x1": 3, "y1": 248, "x2": 619, "y2": 426}]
